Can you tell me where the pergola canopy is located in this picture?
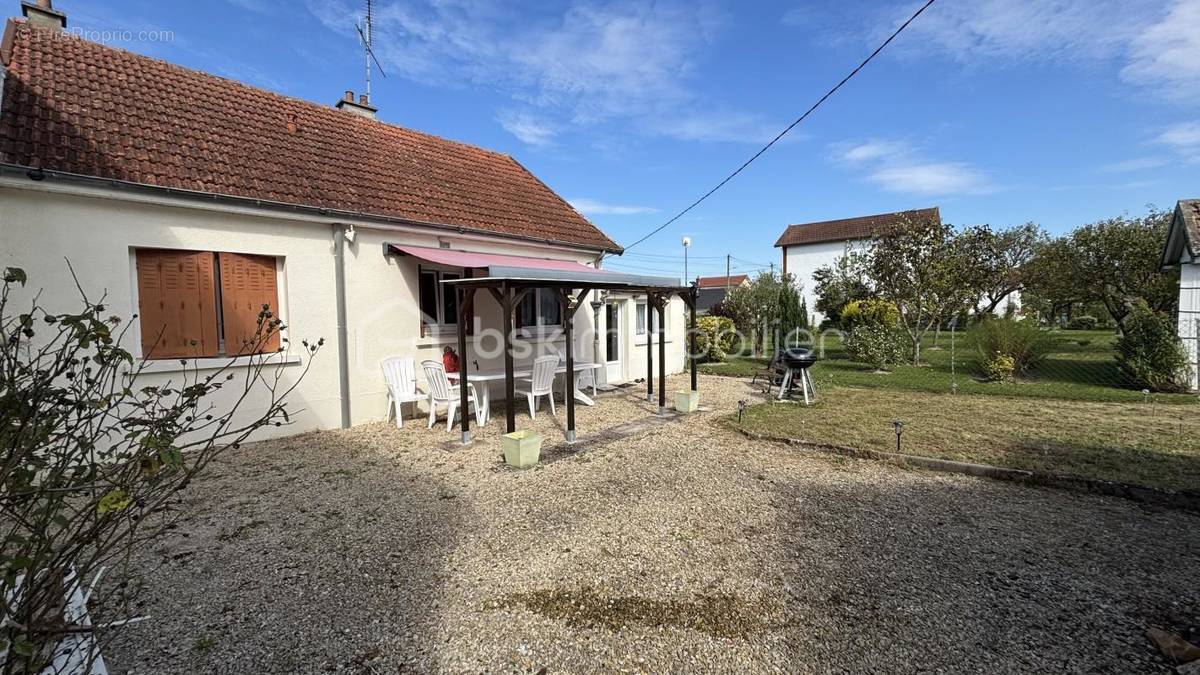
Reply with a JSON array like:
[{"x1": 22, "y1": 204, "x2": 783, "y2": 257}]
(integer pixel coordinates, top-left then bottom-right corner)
[
  {"x1": 387, "y1": 243, "x2": 681, "y2": 288},
  {"x1": 386, "y1": 243, "x2": 698, "y2": 445}
]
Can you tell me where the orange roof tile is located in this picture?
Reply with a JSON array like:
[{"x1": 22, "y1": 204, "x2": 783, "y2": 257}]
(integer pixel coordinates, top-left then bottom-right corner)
[
  {"x1": 0, "y1": 21, "x2": 620, "y2": 252},
  {"x1": 774, "y1": 207, "x2": 940, "y2": 247}
]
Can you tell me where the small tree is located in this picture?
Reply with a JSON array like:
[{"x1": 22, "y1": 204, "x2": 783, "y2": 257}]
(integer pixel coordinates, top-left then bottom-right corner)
[
  {"x1": 1022, "y1": 237, "x2": 1083, "y2": 325},
  {"x1": 0, "y1": 266, "x2": 320, "y2": 671},
  {"x1": 1066, "y1": 208, "x2": 1178, "y2": 333},
  {"x1": 721, "y1": 271, "x2": 786, "y2": 355},
  {"x1": 859, "y1": 215, "x2": 982, "y2": 364},
  {"x1": 966, "y1": 222, "x2": 1043, "y2": 316},
  {"x1": 812, "y1": 245, "x2": 871, "y2": 327},
  {"x1": 777, "y1": 279, "x2": 806, "y2": 348}
]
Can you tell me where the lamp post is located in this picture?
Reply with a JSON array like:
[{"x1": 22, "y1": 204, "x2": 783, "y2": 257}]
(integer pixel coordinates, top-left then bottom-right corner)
[{"x1": 682, "y1": 236, "x2": 692, "y2": 283}]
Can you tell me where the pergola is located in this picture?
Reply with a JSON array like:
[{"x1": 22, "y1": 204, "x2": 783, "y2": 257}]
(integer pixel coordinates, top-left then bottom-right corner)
[{"x1": 388, "y1": 245, "x2": 697, "y2": 445}]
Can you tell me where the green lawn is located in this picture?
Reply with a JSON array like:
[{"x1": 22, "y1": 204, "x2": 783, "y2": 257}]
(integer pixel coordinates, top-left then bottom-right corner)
[
  {"x1": 732, "y1": 387, "x2": 1200, "y2": 492},
  {"x1": 701, "y1": 329, "x2": 1198, "y2": 405}
]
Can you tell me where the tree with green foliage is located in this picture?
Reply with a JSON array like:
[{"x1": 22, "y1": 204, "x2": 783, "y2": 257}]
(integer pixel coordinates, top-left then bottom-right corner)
[
  {"x1": 721, "y1": 270, "x2": 787, "y2": 355},
  {"x1": 1022, "y1": 237, "x2": 1084, "y2": 325},
  {"x1": 858, "y1": 215, "x2": 984, "y2": 364},
  {"x1": 1063, "y1": 207, "x2": 1177, "y2": 333},
  {"x1": 777, "y1": 279, "x2": 806, "y2": 348},
  {"x1": 811, "y1": 245, "x2": 871, "y2": 327},
  {"x1": 964, "y1": 222, "x2": 1044, "y2": 317}
]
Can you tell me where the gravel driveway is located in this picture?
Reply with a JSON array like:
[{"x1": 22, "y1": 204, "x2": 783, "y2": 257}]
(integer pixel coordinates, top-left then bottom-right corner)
[{"x1": 101, "y1": 375, "x2": 1199, "y2": 673}]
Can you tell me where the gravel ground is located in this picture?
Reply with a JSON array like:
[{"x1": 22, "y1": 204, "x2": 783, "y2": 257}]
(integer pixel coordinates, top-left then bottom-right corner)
[{"x1": 100, "y1": 375, "x2": 1199, "y2": 673}]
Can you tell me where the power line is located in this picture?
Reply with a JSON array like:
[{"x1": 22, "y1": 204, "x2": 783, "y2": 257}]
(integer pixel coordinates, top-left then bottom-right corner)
[{"x1": 612, "y1": 0, "x2": 937, "y2": 256}]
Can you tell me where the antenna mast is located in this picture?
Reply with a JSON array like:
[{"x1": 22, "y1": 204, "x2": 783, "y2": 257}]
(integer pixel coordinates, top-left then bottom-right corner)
[{"x1": 356, "y1": 0, "x2": 386, "y2": 101}]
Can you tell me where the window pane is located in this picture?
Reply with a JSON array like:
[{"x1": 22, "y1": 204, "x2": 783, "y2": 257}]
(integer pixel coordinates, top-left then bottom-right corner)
[
  {"x1": 635, "y1": 302, "x2": 646, "y2": 335},
  {"x1": 539, "y1": 289, "x2": 561, "y2": 326},
  {"x1": 419, "y1": 270, "x2": 438, "y2": 323},
  {"x1": 442, "y1": 273, "x2": 460, "y2": 325},
  {"x1": 519, "y1": 292, "x2": 537, "y2": 327}
]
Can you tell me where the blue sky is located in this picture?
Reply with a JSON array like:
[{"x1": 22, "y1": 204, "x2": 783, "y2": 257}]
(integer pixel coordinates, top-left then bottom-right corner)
[{"x1": 58, "y1": 0, "x2": 1200, "y2": 280}]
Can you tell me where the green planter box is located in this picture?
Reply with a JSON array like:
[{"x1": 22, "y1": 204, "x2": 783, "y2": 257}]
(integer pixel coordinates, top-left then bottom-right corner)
[
  {"x1": 502, "y1": 430, "x2": 542, "y2": 468},
  {"x1": 675, "y1": 390, "x2": 700, "y2": 413}
]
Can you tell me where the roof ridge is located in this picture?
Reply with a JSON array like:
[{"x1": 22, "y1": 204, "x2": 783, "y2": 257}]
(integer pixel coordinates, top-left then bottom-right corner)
[{"x1": 8, "y1": 22, "x2": 516, "y2": 164}]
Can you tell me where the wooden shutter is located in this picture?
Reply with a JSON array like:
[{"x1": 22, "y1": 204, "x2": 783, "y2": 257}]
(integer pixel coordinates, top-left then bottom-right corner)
[
  {"x1": 218, "y1": 252, "x2": 281, "y2": 355},
  {"x1": 136, "y1": 249, "x2": 219, "y2": 358}
]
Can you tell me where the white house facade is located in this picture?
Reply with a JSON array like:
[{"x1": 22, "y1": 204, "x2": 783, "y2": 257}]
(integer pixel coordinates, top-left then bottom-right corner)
[
  {"x1": 0, "y1": 11, "x2": 686, "y2": 440},
  {"x1": 775, "y1": 208, "x2": 940, "y2": 326}
]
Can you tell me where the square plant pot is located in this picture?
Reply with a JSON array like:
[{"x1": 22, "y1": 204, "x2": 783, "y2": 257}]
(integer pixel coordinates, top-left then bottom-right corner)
[
  {"x1": 675, "y1": 390, "x2": 700, "y2": 413},
  {"x1": 502, "y1": 430, "x2": 542, "y2": 468}
]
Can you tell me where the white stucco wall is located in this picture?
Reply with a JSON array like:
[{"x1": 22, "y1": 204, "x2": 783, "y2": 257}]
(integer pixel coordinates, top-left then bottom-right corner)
[
  {"x1": 0, "y1": 180, "x2": 686, "y2": 440},
  {"x1": 781, "y1": 240, "x2": 863, "y2": 326}
]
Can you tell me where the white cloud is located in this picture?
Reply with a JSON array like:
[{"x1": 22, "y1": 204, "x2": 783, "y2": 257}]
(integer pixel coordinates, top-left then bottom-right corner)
[
  {"x1": 306, "y1": 0, "x2": 777, "y2": 145},
  {"x1": 496, "y1": 110, "x2": 558, "y2": 146},
  {"x1": 568, "y1": 198, "x2": 659, "y2": 216},
  {"x1": 888, "y1": 0, "x2": 1148, "y2": 62},
  {"x1": 1155, "y1": 121, "x2": 1200, "y2": 151},
  {"x1": 831, "y1": 138, "x2": 994, "y2": 196},
  {"x1": 1096, "y1": 156, "x2": 1170, "y2": 173},
  {"x1": 867, "y1": 162, "x2": 993, "y2": 196},
  {"x1": 834, "y1": 139, "x2": 911, "y2": 163},
  {"x1": 878, "y1": 0, "x2": 1200, "y2": 103},
  {"x1": 1121, "y1": 0, "x2": 1200, "y2": 102}
]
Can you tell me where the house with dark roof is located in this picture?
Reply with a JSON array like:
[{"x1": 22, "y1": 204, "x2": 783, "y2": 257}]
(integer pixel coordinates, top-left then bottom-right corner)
[
  {"x1": 695, "y1": 274, "x2": 749, "y2": 314},
  {"x1": 0, "y1": 3, "x2": 688, "y2": 436},
  {"x1": 774, "y1": 207, "x2": 940, "y2": 325},
  {"x1": 1160, "y1": 199, "x2": 1200, "y2": 389}
]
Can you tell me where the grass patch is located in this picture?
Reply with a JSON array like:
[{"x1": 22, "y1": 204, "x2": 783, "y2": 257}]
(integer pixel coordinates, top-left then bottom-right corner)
[
  {"x1": 734, "y1": 387, "x2": 1200, "y2": 492},
  {"x1": 701, "y1": 329, "x2": 1198, "y2": 405}
]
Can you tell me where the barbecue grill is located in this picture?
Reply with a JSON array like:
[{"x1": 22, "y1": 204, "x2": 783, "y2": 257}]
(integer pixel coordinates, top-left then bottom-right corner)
[{"x1": 778, "y1": 347, "x2": 817, "y2": 404}]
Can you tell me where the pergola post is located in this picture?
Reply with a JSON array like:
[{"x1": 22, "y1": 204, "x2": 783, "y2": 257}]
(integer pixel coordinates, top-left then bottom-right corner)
[
  {"x1": 646, "y1": 292, "x2": 655, "y2": 402},
  {"x1": 456, "y1": 286, "x2": 475, "y2": 445},
  {"x1": 500, "y1": 285, "x2": 517, "y2": 434},
  {"x1": 656, "y1": 296, "x2": 666, "y2": 414},
  {"x1": 558, "y1": 288, "x2": 589, "y2": 443}
]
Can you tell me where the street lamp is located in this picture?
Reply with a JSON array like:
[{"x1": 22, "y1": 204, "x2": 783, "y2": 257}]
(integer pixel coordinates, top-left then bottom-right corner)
[{"x1": 682, "y1": 236, "x2": 692, "y2": 283}]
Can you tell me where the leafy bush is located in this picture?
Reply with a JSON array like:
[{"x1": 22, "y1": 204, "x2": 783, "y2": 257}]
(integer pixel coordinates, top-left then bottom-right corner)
[
  {"x1": 839, "y1": 298, "x2": 898, "y2": 332},
  {"x1": 973, "y1": 317, "x2": 1051, "y2": 377},
  {"x1": 1067, "y1": 315, "x2": 1098, "y2": 330},
  {"x1": 844, "y1": 324, "x2": 907, "y2": 371},
  {"x1": 983, "y1": 354, "x2": 1016, "y2": 382},
  {"x1": 0, "y1": 267, "x2": 318, "y2": 669},
  {"x1": 1116, "y1": 302, "x2": 1190, "y2": 392},
  {"x1": 694, "y1": 315, "x2": 737, "y2": 362}
]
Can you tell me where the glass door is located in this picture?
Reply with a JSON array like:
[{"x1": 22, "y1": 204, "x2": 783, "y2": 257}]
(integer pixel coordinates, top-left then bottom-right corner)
[{"x1": 605, "y1": 301, "x2": 622, "y2": 382}]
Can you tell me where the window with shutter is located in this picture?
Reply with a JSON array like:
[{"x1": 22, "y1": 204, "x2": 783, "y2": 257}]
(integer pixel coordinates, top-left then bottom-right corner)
[
  {"x1": 135, "y1": 249, "x2": 219, "y2": 358},
  {"x1": 218, "y1": 252, "x2": 281, "y2": 355}
]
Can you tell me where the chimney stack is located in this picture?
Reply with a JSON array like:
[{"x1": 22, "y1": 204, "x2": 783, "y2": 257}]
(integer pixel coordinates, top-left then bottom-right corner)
[
  {"x1": 21, "y1": 0, "x2": 66, "y2": 29},
  {"x1": 335, "y1": 89, "x2": 377, "y2": 120}
]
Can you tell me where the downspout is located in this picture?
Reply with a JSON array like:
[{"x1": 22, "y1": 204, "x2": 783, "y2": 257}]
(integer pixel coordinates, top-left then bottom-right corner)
[{"x1": 332, "y1": 223, "x2": 352, "y2": 428}]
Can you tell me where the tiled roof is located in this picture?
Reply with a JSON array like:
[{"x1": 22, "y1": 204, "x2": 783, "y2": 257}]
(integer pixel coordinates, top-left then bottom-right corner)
[
  {"x1": 774, "y1": 207, "x2": 941, "y2": 247},
  {"x1": 0, "y1": 21, "x2": 620, "y2": 252},
  {"x1": 696, "y1": 274, "x2": 748, "y2": 288}
]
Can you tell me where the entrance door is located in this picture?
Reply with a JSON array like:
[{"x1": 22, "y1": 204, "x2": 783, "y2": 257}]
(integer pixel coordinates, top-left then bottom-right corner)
[{"x1": 605, "y1": 301, "x2": 622, "y2": 382}]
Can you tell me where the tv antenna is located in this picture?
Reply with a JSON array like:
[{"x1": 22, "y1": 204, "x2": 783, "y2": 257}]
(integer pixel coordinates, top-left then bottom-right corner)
[{"x1": 355, "y1": 0, "x2": 387, "y2": 100}]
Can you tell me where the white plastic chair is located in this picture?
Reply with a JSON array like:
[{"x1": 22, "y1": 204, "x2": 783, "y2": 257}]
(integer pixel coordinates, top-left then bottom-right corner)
[
  {"x1": 516, "y1": 355, "x2": 559, "y2": 418},
  {"x1": 421, "y1": 360, "x2": 481, "y2": 432},
  {"x1": 552, "y1": 346, "x2": 596, "y2": 400},
  {"x1": 381, "y1": 357, "x2": 424, "y2": 428}
]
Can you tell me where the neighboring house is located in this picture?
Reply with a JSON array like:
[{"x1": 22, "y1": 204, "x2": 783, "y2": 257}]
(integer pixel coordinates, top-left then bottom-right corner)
[
  {"x1": 774, "y1": 207, "x2": 940, "y2": 325},
  {"x1": 0, "y1": 5, "x2": 687, "y2": 438},
  {"x1": 695, "y1": 274, "x2": 749, "y2": 314},
  {"x1": 1159, "y1": 198, "x2": 1200, "y2": 390}
]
